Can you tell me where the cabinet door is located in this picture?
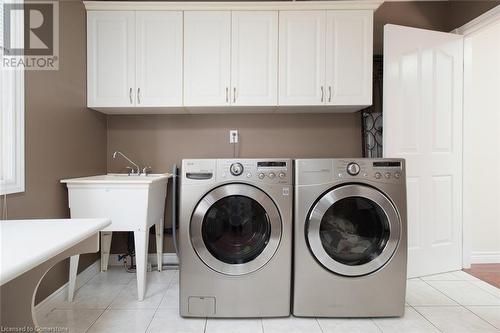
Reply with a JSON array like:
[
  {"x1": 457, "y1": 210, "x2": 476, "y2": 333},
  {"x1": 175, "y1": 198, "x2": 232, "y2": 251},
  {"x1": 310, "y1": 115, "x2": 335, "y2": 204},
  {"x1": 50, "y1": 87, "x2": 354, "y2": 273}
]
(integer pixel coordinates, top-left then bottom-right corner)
[
  {"x1": 231, "y1": 11, "x2": 278, "y2": 106},
  {"x1": 184, "y1": 11, "x2": 231, "y2": 106},
  {"x1": 136, "y1": 12, "x2": 183, "y2": 107},
  {"x1": 326, "y1": 10, "x2": 372, "y2": 105},
  {"x1": 87, "y1": 11, "x2": 135, "y2": 107},
  {"x1": 279, "y1": 11, "x2": 326, "y2": 106}
]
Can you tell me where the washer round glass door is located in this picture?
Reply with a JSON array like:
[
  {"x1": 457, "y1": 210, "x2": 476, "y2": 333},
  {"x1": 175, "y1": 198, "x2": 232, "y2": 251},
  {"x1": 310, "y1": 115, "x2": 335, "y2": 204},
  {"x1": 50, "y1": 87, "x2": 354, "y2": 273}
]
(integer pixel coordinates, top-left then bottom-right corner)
[
  {"x1": 307, "y1": 184, "x2": 401, "y2": 276},
  {"x1": 191, "y1": 184, "x2": 282, "y2": 275}
]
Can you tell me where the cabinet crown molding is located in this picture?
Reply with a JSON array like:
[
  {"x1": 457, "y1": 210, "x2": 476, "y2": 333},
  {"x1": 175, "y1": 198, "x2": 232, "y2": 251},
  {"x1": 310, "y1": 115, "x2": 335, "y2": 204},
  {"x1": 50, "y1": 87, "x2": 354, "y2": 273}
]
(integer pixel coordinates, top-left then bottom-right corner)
[{"x1": 83, "y1": 1, "x2": 383, "y2": 11}]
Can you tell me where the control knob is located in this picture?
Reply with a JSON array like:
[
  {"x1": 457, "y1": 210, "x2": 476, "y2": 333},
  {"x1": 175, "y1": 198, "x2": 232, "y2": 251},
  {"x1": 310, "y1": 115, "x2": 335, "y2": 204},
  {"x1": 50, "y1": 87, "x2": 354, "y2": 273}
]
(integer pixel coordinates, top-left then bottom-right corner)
[
  {"x1": 346, "y1": 162, "x2": 361, "y2": 176},
  {"x1": 230, "y1": 163, "x2": 244, "y2": 176}
]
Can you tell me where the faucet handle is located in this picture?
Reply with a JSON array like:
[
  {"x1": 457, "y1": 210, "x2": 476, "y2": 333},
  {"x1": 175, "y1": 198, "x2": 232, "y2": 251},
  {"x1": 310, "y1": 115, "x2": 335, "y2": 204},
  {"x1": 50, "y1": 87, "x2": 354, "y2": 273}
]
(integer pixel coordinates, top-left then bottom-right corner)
[
  {"x1": 142, "y1": 166, "x2": 152, "y2": 175},
  {"x1": 126, "y1": 166, "x2": 138, "y2": 175}
]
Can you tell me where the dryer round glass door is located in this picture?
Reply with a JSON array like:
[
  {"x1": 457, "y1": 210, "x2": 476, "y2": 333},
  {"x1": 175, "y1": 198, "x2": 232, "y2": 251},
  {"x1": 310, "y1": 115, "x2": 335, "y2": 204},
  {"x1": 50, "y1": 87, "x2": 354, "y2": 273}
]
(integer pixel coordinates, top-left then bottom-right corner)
[
  {"x1": 307, "y1": 184, "x2": 401, "y2": 276},
  {"x1": 191, "y1": 183, "x2": 282, "y2": 275}
]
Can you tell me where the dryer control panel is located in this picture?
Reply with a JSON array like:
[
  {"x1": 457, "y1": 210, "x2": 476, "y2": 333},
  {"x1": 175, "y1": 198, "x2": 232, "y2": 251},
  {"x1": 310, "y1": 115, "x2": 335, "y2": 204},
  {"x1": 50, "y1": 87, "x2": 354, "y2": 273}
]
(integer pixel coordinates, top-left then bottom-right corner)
[
  {"x1": 295, "y1": 158, "x2": 405, "y2": 185},
  {"x1": 333, "y1": 159, "x2": 404, "y2": 183},
  {"x1": 217, "y1": 159, "x2": 292, "y2": 185}
]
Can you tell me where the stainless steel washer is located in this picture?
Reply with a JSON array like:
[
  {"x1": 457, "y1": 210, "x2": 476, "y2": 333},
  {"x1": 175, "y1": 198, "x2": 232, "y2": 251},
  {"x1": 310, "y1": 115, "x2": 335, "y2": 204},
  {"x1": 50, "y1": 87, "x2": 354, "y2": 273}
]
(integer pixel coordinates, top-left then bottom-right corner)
[
  {"x1": 293, "y1": 158, "x2": 407, "y2": 317},
  {"x1": 180, "y1": 159, "x2": 292, "y2": 318}
]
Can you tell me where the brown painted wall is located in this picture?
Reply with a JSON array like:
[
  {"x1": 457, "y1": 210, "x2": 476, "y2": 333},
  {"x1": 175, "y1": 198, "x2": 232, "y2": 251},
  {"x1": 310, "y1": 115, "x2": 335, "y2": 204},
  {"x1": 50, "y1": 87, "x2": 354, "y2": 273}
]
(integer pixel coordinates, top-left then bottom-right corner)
[{"x1": 5, "y1": 1, "x2": 107, "y2": 303}]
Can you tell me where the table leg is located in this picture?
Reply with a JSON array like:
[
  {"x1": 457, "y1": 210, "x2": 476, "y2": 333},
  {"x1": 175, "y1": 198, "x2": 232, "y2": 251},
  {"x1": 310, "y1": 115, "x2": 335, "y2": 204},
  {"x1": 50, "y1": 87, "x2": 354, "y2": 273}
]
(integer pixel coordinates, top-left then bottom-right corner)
[
  {"x1": 134, "y1": 230, "x2": 149, "y2": 301},
  {"x1": 100, "y1": 231, "x2": 113, "y2": 272},
  {"x1": 68, "y1": 254, "x2": 80, "y2": 302},
  {"x1": 0, "y1": 233, "x2": 99, "y2": 331},
  {"x1": 155, "y1": 219, "x2": 164, "y2": 272}
]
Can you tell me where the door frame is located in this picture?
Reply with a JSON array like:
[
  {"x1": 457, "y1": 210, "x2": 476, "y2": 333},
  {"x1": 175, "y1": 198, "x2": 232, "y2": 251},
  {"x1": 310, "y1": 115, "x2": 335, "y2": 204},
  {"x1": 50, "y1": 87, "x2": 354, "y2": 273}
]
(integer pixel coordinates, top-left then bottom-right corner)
[{"x1": 454, "y1": 5, "x2": 500, "y2": 268}]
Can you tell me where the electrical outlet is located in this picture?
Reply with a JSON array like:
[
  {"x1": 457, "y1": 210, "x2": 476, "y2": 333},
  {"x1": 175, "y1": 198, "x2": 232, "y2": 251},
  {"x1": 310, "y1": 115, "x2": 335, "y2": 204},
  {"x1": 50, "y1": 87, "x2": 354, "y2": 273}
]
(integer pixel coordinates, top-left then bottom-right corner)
[{"x1": 229, "y1": 130, "x2": 239, "y2": 143}]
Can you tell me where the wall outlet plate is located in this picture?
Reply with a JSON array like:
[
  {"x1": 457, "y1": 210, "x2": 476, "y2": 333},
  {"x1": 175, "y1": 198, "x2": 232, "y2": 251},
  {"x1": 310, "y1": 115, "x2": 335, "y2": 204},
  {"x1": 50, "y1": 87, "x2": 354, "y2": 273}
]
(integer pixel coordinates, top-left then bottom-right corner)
[{"x1": 229, "y1": 130, "x2": 238, "y2": 143}]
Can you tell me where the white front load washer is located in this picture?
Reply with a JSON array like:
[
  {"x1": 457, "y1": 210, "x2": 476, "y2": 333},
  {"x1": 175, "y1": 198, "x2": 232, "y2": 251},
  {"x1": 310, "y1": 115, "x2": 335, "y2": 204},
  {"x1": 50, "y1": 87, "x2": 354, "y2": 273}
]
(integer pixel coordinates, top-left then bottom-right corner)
[
  {"x1": 293, "y1": 158, "x2": 407, "y2": 317},
  {"x1": 179, "y1": 159, "x2": 292, "y2": 318}
]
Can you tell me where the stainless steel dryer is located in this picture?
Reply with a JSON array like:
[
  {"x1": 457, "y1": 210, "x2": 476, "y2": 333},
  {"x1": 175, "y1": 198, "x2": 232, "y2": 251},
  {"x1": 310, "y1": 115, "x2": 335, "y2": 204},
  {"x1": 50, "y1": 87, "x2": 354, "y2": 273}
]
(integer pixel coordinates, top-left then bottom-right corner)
[
  {"x1": 294, "y1": 158, "x2": 407, "y2": 317},
  {"x1": 180, "y1": 159, "x2": 292, "y2": 318}
]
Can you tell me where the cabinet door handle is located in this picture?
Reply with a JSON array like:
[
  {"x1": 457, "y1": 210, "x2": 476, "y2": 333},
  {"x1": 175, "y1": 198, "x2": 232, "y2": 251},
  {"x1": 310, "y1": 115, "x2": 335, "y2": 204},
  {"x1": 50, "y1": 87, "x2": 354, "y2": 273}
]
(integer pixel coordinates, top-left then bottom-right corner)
[
  {"x1": 233, "y1": 87, "x2": 236, "y2": 103},
  {"x1": 226, "y1": 87, "x2": 229, "y2": 103},
  {"x1": 321, "y1": 86, "x2": 324, "y2": 103},
  {"x1": 328, "y1": 86, "x2": 332, "y2": 102},
  {"x1": 137, "y1": 88, "x2": 141, "y2": 105},
  {"x1": 129, "y1": 88, "x2": 133, "y2": 104}
]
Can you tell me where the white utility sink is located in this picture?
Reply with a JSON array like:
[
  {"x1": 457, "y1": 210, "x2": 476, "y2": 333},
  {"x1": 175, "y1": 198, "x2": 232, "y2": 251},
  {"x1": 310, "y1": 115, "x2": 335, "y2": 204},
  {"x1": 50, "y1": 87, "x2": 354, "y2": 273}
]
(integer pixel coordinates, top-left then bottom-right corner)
[
  {"x1": 63, "y1": 173, "x2": 169, "y2": 183},
  {"x1": 61, "y1": 173, "x2": 171, "y2": 301}
]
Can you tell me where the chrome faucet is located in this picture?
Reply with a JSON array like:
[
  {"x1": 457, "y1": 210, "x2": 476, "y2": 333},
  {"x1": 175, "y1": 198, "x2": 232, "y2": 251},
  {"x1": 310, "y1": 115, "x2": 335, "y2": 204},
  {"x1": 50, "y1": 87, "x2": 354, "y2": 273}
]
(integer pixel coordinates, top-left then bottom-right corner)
[{"x1": 112, "y1": 151, "x2": 140, "y2": 175}]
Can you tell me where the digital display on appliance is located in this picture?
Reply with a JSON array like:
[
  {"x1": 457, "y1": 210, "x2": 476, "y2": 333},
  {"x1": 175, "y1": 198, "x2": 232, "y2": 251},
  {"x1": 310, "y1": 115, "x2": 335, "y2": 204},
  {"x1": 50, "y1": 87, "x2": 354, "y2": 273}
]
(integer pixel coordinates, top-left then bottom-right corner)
[
  {"x1": 257, "y1": 161, "x2": 286, "y2": 167},
  {"x1": 373, "y1": 161, "x2": 401, "y2": 168}
]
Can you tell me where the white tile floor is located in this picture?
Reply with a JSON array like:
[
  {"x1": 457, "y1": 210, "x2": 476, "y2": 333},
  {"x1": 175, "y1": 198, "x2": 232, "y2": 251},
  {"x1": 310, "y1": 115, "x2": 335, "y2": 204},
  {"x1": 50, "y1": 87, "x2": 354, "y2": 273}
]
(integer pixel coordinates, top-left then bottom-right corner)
[{"x1": 36, "y1": 268, "x2": 500, "y2": 333}]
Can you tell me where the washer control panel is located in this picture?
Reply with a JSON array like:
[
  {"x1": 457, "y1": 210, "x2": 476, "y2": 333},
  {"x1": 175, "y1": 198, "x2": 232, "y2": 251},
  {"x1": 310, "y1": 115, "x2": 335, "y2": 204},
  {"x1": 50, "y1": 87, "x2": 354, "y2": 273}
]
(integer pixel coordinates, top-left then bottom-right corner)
[
  {"x1": 218, "y1": 159, "x2": 291, "y2": 184},
  {"x1": 334, "y1": 159, "x2": 404, "y2": 183}
]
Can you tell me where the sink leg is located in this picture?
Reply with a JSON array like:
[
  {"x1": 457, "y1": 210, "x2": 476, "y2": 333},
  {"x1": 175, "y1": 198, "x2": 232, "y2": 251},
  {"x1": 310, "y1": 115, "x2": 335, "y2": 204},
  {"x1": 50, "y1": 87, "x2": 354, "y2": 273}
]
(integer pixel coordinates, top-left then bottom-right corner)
[
  {"x1": 100, "y1": 231, "x2": 113, "y2": 272},
  {"x1": 155, "y1": 219, "x2": 164, "y2": 272},
  {"x1": 134, "y1": 230, "x2": 149, "y2": 301},
  {"x1": 68, "y1": 254, "x2": 79, "y2": 302}
]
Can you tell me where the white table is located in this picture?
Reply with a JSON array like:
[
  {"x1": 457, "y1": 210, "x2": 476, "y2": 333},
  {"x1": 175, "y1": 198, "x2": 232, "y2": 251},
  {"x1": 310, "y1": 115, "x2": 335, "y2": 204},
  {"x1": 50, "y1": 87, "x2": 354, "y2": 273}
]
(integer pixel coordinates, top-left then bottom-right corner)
[{"x1": 0, "y1": 218, "x2": 110, "y2": 330}]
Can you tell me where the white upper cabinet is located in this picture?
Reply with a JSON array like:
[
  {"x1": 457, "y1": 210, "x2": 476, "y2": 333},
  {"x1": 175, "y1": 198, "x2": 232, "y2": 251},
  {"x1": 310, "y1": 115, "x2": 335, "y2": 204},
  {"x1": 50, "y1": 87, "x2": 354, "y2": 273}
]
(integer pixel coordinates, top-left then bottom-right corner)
[
  {"x1": 85, "y1": 2, "x2": 377, "y2": 113},
  {"x1": 231, "y1": 11, "x2": 278, "y2": 106},
  {"x1": 326, "y1": 10, "x2": 372, "y2": 106},
  {"x1": 279, "y1": 11, "x2": 326, "y2": 106},
  {"x1": 87, "y1": 11, "x2": 183, "y2": 108},
  {"x1": 87, "y1": 11, "x2": 135, "y2": 107},
  {"x1": 184, "y1": 11, "x2": 231, "y2": 106},
  {"x1": 136, "y1": 12, "x2": 183, "y2": 107}
]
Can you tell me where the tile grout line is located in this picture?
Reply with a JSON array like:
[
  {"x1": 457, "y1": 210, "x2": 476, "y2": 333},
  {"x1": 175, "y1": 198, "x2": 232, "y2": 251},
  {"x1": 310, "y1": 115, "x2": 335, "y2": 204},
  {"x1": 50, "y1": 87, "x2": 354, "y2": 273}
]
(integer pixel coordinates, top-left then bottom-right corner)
[
  {"x1": 419, "y1": 276, "x2": 472, "y2": 306},
  {"x1": 315, "y1": 317, "x2": 325, "y2": 333},
  {"x1": 460, "y1": 305, "x2": 500, "y2": 331},
  {"x1": 368, "y1": 318, "x2": 383, "y2": 333},
  {"x1": 409, "y1": 304, "x2": 445, "y2": 333}
]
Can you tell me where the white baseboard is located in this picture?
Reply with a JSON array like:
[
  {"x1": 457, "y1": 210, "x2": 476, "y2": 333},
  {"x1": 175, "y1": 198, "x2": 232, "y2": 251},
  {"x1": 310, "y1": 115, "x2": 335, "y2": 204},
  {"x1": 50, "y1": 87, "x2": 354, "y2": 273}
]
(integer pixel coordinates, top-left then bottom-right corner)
[
  {"x1": 35, "y1": 260, "x2": 101, "y2": 319},
  {"x1": 108, "y1": 252, "x2": 179, "y2": 266},
  {"x1": 470, "y1": 251, "x2": 500, "y2": 264}
]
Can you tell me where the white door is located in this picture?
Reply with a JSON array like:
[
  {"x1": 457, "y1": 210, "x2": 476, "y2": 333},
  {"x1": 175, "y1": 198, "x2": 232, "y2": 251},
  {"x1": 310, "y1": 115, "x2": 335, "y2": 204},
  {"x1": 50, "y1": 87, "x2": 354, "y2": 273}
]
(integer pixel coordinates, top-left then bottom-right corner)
[
  {"x1": 231, "y1": 11, "x2": 278, "y2": 106},
  {"x1": 87, "y1": 11, "x2": 135, "y2": 107},
  {"x1": 279, "y1": 11, "x2": 326, "y2": 106},
  {"x1": 326, "y1": 10, "x2": 372, "y2": 106},
  {"x1": 383, "y1": 24, "x2": 463, "y2": 278},
  {"x1": 184, "y1": 11, "x2": 231, "y2": 106},
  {"x1": 136, "y1": 12, "x2": 183, "y2": 107}
]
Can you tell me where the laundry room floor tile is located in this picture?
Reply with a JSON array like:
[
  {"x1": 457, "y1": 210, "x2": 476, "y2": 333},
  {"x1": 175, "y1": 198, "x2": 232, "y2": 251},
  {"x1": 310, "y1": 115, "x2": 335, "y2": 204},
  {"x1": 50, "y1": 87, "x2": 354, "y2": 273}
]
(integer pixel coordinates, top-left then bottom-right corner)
[
  {"x1": 426, "y1": 280, "x2": 500, "y2": 306},
  {"x1": 36, "y1": 268, "x2": 500, "y2": 333},
  {"x1": 51, "y1": 282, "x2": 124, "y2": 310},
  {"x1": 414, "y1": 306, "x2": 499, "y2": 332},
  {"x1": 146, "y1": 307, "x2": 206, "y2": 333},
  {"x1": 205, "y1": 318, "x2": 263, "y2": 333},
  {"x1": 372, "y1": 307, "x2": 440, "y2": 333},
  {"x1": 262, "y1": 317, "x2": 322, "y2": 333},
  {"x1": 37, "y1": 309, "x2": 104, "y2": 333},
  {"x1": 466, "y1": 306, "x2": 500, "y2": 330},
  {"x1": 469, "y1": 279, "x2": 500, "y2": 298},
  {"x1": 317, "y1": 318, "x2": 380, "y2": 333},
  {"x1": 86, "y1": 309, "x2": 156, "y2": 333},
  {"x1": 109, "y1": 282, "x2": 168, "y2": 309},
  {"x1": 406, "y1": 280, "x2": 458, "y2": 306}
]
